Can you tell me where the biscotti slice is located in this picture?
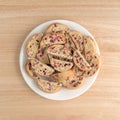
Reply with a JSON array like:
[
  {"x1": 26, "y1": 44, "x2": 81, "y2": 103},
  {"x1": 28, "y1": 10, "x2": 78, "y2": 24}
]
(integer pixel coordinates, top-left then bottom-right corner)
[
  {"x1": 45, "y1": 23, "x2": 69, "y2": 34},
  {"x1": 69, "y1": 30, "x2": 84, "y2": 52},
  {"x1": 25, "y1": 60, "x2": 41, "y2": 80},
  {"x1": 36, "y1": 47, "x2": 49, "y2": 64},
  {"x1": 51, "y1": 70, "x2": 74, "y2": 82},
  {"x1": 40, "y1": 33, "x2": 66, "y2": 48},
  {"x1": 64, "y1": 76, "x2": 84, "y2": 89},
  {"x1": 84, "y1": 36, "x2": 96, "y2": 62},
  {"x1": 26, "y1": 33, "x2": 43, "y2": 58},
  {"x1": 37, "y1": 78, "x2": 62, "y2": 93},
  {"x1": 26, "y1": 59, "x2": 54, "y2": 76},
  {"x1": 47, "y1": 44, "x2": 72, "y2": 60},
  {"x1": 51, "y1": 70, "x2": 84, "y2": 89},
  {"x1": 83, "y1": 54, "x2": 100, "y2": 77},
  {"x1": 49, "y1": 56, "x2": 73, "y2": 72},
  {"x1": 64, "y1": 33, "x2": 76, "y2": 51},
  {"x1": 73, "y1": 50, "x2": 91, "y2": 71}
]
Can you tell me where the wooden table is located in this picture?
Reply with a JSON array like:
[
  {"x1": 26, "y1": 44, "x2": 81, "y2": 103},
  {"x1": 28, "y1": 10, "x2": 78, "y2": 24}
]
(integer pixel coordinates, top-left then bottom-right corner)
[{"x1": 0, "y1": 0, "x2": 120, "y2": 120}]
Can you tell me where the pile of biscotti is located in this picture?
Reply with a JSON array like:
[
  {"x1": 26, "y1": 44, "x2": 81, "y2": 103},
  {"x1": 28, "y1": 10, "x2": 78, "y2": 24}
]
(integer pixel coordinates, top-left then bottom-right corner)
[{"x1": 25, "y1": 23, "x2": 100, "y2": 93}]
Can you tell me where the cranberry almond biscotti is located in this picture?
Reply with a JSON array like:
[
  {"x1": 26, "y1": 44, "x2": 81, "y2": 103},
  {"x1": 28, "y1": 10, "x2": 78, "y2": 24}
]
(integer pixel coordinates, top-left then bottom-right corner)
[
  {"x1": 40, "y1": 33, "x2": 66, "y2": 48},
  {"x1": 47, "y1": 44, "x2": 73, "y2": 60},
  {"x1": 26, "y1": 33, "x2": 43, "y2": 58},
  {"x1": 37, "y1": 78, "x2": 62, "y2": 93},
  {"x1": 83, "y1": 36, "x2": 96, "y2": 62},
  {"x1": 51, "y1": 70, "x2": 84, "y2": 89},
  {"x1": 73, "y1": 50, "x2": 91, "y2": 71},
  {"x1": 25, "y1": 59, "x2": 54, "y2": 77},
  {"x1": 64, "y1": 33, "x2": 76, "y2": 51},
  {"x1": 83, "y1": 54, "x2": 100, "y2": 77},
  {"x1": 69, "y1": 30, "x2": 84, "y2": 53},
  {"x1": 45, "y1": 23, "x2": 69, "y2": 34},
  {"x1": 74, "y1": 54, "x2": 100, "y2": 78},
  {"x1": 36, "y1": 47, "x2": 49, "y2": 64},
  {"x1": 49, "y1": 56, "x2": 73, "y2": 72}
]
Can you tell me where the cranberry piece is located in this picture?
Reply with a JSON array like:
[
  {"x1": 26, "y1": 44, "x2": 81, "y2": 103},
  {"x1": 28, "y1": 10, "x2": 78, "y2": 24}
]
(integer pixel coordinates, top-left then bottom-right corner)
[
  {"x1": 64, "y1": 63, "x2": 68, "y2": 66},
  {"x1": 54, "y1": 64, "x2": 57, "y2": 68},
  {"x1": 29, "y1": 63, "x2": 32, "y2": 70},
  {"x1": 74, "y1": 37, "x2": 77, "y2": 40},
  {"x1": 87, "y1": 71, "x2": 90, "y2": 74},
  {"x1": 86, "y1": 51, "x2": 90, "y2": 54},
  {"x1": 91, "y1": 64, "x2": 94, "y2": 67},
  {"x1": 71, "y1": 80, "x2": 75, "y2": 83},
  {"x1": 44, "y1": 37, "x2": 47, "y2": 40},
  {"x1": 76, "y1": 59, "x2": 79, "y2": 63},
  {"x1": 95, "y1": 64, "x2": 98, "y2": 67}
]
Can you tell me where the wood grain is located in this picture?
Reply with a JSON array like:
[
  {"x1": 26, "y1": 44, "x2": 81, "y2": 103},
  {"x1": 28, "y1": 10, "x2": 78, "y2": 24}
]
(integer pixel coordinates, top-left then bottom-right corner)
[{"x1": 0, "y1": 0, "x2": 120, "y2": 120}]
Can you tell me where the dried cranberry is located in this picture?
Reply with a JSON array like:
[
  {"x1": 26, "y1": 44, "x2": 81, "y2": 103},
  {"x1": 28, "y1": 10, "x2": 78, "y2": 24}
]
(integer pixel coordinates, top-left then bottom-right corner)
[
  {"x1": 71, "y1": 80, "x2": 75, "y2": 83},
  {"x1": 87, "y1": 71, "x2": 90, "y2": 74},
  {"x1": 64, "y1": 63, "x2": 68, "y2": 66},
  {"x1": 44, "y1": 37, "x2": 47, "y2": 40},
  {"x1": 74, "y1": 37, "x2": 77, "y2": 40},
  {"x1": 91, "y1": 64, "x2": 94, "y2": 67},
  {"x1": 29, "y1": 63, "x2": 32, "y2": 70},
  {"x1": 86, "y1": 51, "x2": 90, "y2": 54}
]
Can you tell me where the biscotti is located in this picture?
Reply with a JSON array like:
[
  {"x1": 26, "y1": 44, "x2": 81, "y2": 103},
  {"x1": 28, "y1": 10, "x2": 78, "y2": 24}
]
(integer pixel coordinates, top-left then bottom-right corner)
[
  {"x1": 49, "y1": 56, "x2": 73, "y2": 72},
  {"x1": 73, "y1": 50, "x2": 91, "y2": 71},
  {"x1": 45, "y1": 23, "x2": 69, "y2": 34},
  {"x1": 69, "y1": 30, "x2": 84, "y2": 52},
  {"x1": 37, "y1": 78, "x2": 62, "y2": 93},
  {"x1": 25, "y1": 59, "x2": 54, "y2": 76},
  {"x1": 47, "y1": 44, "x2": 72, "y2": 60},
  {"x1": 51, "y1": 70, "x2": 84, "y2": 89},
  {"x1": 83, "y1": 54, "x2": 100, "y2": 77},
  {"x1": 36, "y1": 47, "x2": 49, "y2": 64},
  {"x1": 26, "y1": 33, "x2": 43, "y2": 58},
  {"x1": 40, "y1": 33, "x2": 66, "y2": 48},
  {"x1": 83, "y1": 36, "x2": 96, "y2": 62}
]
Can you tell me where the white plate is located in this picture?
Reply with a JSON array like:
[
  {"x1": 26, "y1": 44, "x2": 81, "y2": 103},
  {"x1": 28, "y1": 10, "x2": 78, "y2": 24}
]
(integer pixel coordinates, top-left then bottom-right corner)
[{"x1": 19, "y1": 20, "x2": 100, "y2": 100}]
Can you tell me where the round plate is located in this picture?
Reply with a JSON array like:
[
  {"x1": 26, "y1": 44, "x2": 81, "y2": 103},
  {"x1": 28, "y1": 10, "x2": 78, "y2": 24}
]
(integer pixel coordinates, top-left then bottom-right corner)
[{"x1": 19, "y1": 20, "x2": 100, "y2": 100}]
